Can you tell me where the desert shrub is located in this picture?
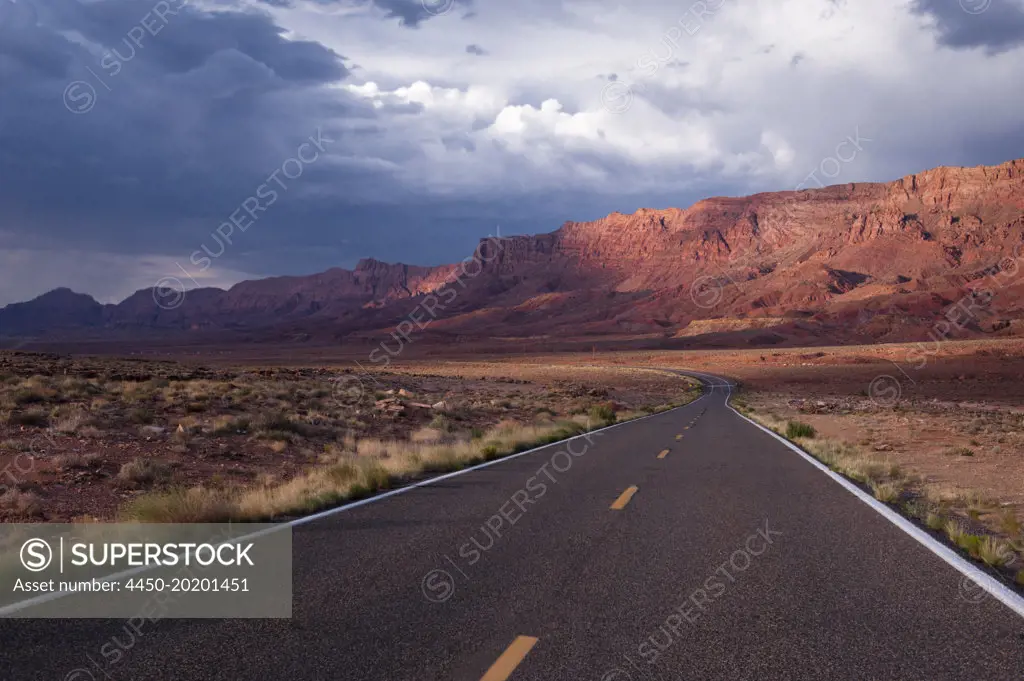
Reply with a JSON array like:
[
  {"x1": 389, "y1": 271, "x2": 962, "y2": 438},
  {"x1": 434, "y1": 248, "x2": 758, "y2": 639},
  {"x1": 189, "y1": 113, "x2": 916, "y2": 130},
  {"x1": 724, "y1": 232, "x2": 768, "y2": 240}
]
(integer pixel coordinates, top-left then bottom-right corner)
[
  {"x1": 786, "y1": 421, "x2": 816, "y2": 439},
  {"x1": 588, "y1": 403, "x2": 616, "y2": 425},
  {"x1": 429, "y1": 414, "x2": 452, "y2": 432},
  {"x1": 212, "y1": 415, "x2": 250, "y2": 435},
  {"x1": 870, "y1": 480, "x2": 902, "y2": 504},
  {"x1": 53, "y1": 411, "x2": 88, "y2": 434},
  {"x1": 977, "y1": 536, "x2": 1013, "y2": 567},
  {"x1": 116, "y1": 458, "x2": 171, "y2": 487},
  {"x1": 53, "y1": 453, "x2": 102, "y2": 470},
  {"x1": 253, "y1": 412, "x2": 306, "y2": 435},
  {"x1": 119, "y1": 416, "x2": 604, "y2": 522}
]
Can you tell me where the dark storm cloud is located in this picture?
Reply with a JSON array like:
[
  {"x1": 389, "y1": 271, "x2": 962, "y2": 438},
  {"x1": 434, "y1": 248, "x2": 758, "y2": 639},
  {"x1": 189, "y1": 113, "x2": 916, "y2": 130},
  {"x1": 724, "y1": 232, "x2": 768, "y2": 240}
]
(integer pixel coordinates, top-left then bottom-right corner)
[
  {"x1": 278, "y1": 0, "x2": 473, "y2": 28},
  {"x1": 0, "y1": 0, "x2": 361, "y2": 261},
  {"x1": 912, "y1": 0, "x2": 1024, "y2": 53},
  {"x1": 372, "y1": 0, "x2": 472, "y2": 27},
  {"x1": 0, "y1": 0, "x2": 514, "y2": 307},
  {"x1": 47, "y1": 0, "x2": 346, "y2": 82}
]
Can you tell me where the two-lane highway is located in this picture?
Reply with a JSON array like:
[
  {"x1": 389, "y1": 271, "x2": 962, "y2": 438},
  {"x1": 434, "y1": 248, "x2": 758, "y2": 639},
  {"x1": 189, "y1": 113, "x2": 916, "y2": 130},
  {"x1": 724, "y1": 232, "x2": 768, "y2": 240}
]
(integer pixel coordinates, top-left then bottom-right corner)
[{"x1": 3, "y1": 373, "x2": 1024, "y2": 680}]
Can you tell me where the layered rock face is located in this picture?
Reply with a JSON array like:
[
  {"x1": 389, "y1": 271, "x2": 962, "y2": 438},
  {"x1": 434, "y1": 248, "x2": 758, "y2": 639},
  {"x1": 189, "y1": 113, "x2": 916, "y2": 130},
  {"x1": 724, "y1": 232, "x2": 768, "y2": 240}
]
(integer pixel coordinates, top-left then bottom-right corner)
[{"x1": 3, "y1": 159, "x2": 1023, "y2": 346}]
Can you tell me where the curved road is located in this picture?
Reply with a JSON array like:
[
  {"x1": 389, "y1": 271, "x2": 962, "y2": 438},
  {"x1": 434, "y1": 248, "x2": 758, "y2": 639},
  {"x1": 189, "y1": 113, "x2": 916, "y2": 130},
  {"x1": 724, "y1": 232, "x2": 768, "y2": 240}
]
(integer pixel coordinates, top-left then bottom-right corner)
[{"x1": 3, "y1": 372, "x2": 1024, "y2": 680}]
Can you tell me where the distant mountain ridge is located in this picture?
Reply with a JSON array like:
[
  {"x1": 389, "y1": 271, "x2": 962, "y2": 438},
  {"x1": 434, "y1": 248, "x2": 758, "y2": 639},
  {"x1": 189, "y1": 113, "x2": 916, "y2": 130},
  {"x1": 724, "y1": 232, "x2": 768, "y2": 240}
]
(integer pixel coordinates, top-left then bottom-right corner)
[{"x1": 4, "y1": 158, "x2": 1024, "y2": 348}]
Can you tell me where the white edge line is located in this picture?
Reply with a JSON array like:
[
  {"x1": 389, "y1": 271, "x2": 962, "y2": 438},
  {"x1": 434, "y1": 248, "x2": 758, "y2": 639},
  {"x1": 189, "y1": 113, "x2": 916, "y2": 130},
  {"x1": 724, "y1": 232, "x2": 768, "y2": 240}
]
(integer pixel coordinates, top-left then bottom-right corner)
[
  {"x1": 716, "y1": 375, "x2": 1024, "y2": 622},
  {"x1": 0, "y1": 386, "x2": 708, "y2": 617}
]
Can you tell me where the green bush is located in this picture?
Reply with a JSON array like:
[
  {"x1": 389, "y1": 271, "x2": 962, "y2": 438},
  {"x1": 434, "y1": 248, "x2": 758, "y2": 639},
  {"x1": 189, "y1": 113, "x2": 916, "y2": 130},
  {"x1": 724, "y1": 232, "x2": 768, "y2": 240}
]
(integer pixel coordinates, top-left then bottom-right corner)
[{"x1": 786, "y1": 421, "x2": 816, "y2": 439}]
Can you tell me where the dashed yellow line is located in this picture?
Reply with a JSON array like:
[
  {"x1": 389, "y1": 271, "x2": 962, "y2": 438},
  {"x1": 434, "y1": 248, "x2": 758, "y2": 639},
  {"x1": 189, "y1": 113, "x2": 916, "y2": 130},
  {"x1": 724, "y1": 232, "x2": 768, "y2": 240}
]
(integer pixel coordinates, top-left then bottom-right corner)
[
  {"x1": 676, "y1": 434, "x2": 683, "y2": 440},
  {"x1": 480, "y1": 636, "x2": 539, "y2": 681},
  {"x1": 657, "y1": 449, "x2": 670, "y2": 459},
  {"x1": 610, "y1": 486, "x2": 639, "y2": 510}
]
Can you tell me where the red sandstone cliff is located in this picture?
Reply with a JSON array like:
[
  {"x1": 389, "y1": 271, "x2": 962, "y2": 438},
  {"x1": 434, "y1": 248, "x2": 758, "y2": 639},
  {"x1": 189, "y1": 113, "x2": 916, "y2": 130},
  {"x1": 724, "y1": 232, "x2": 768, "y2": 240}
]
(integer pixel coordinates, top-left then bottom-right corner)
[{"x1": 4, "y1": 159, "x2": 1023, "y2": 347}]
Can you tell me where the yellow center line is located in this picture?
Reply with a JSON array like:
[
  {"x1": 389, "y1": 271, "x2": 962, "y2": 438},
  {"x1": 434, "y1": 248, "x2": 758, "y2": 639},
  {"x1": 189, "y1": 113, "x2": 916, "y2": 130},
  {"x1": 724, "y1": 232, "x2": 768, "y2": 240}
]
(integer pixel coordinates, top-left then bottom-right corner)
[
  {"x1": 610, "y1": 485, "x2": 639, "y2": 510},
  {"x1": 657, "y1": 449, "x2": 670, "y2": 459},
  {"x1": 480, "y1": 636, "x2": 539, "y2": 681},
  {"x1": 675, "y1": 434, "x2": 683, "y2": 440}
]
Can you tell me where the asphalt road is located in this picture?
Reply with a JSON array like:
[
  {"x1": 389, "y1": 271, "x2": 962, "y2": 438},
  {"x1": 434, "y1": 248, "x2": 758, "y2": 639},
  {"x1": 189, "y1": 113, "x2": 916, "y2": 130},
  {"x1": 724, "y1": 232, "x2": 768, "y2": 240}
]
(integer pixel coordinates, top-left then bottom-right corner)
[{"x1": 3, "y1": 373, "x2": 1024, "y2": 680}]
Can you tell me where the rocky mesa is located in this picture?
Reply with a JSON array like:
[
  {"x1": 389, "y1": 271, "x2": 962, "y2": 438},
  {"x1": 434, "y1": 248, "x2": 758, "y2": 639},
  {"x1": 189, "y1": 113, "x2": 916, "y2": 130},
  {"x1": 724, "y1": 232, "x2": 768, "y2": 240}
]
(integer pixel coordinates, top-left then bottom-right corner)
[{"x1": 3, "y1": 158, "x2": 1023, "y2": 349}]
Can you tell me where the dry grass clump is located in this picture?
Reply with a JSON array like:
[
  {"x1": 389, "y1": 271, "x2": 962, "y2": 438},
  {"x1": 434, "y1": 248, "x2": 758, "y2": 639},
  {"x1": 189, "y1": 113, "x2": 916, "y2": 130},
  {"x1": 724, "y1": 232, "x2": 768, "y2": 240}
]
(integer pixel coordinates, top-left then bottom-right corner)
[
  {"x1": 234, "y1": 460, "x2": 391, "y2": 519},
  {"x1": 207, "y1": 414, "x2": 250, "y2": 435},
  {"x1": 252, "y1": 411, "x2": 308, "y2": 438},
  {"x1": 124, "y1": 417, "x2": 596, "y2": 522},
  {"x1": 116, "y1": 457, "x2": 172, "y2": 488},
  {"x1": 52, "y1": 452, "x2": 102, "y2": 471},
  {"x1": 588, "y1": 403, "x2": 617, "y2": 426},
  {"x1": 786, "y1": 421, "x2": 816, "y2": 439},
  {"x1": 998, "y1": 508, "x2": 1022, "y2": 537},
  {"x1": 976, "y1": 535, "x2": 1014, "y2": 568},
  {"x1": 802, "y1": 439, "x2": 903, "y2": 489},
  {"x1": 121, "y1": 487, "x2": 237, "y2": 523},
  {"x1": 939, "y1": 519, "x2": 1016, "y2": 566},
  {"x1": 53, "y1": 410, "x2": 89, "y2": 434},
  {"x1": 411, "y1": 427, "x2": 445, "y2": 444}
]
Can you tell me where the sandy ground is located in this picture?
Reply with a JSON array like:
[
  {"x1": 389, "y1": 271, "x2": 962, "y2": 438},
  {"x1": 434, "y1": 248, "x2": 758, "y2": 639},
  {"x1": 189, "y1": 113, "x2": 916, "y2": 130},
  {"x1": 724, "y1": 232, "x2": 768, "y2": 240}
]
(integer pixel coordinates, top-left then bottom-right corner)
[
  {"x1": 4, "y1": 336, "x2": 1021, "y2": 536},
  {"x1": 0, "y1": 352, "x2": 693, "y2": 521}
]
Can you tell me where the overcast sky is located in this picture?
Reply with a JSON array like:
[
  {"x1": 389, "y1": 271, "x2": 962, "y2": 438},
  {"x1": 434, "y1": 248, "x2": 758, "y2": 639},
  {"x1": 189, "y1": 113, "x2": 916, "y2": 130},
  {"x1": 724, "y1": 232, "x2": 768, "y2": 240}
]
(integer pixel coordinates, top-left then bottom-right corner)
[{"x1": 1, "y1": 0, "x2": 1023, "y2": 305}]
